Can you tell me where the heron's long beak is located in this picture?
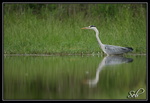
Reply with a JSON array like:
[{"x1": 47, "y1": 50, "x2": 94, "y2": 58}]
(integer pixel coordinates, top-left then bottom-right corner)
[{"x1": 81, "y1": 27, "x2": 90, "y2": 29}]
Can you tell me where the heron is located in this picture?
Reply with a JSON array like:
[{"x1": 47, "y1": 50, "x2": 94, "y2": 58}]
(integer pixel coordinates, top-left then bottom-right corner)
[{"x1": 81, "y1": 25, "x2": 133, "y2": 55}]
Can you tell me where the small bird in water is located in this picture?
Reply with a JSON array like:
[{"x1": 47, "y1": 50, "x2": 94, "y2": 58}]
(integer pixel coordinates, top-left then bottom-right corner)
[{"x1": 81, "y1": 25, "x2": 133, "y2": 55}]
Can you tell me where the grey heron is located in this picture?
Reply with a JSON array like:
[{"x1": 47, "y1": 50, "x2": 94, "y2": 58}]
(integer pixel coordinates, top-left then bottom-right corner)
[{"x1": 81, "y1": 25, "x2": 133, "y2": 55}]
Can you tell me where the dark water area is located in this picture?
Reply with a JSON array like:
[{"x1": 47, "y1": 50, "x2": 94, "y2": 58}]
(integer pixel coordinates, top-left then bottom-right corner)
[{"x1": 3, "y1": 55, "x2": 147, "y2": 100}]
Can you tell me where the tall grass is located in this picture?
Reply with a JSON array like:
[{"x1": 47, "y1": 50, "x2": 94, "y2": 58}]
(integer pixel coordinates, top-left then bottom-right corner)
[{"x1": 4, "y1": 4, "x2": 147, "y2": 54}]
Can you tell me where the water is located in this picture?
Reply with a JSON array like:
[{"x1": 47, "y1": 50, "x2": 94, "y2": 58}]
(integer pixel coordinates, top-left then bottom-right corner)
[{"x1": 3, "y1": 55, "x2": 147, "y2": 100}]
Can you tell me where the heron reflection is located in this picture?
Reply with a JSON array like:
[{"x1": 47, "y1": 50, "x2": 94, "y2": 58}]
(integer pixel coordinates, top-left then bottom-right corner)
[{"x1": 85, "y1": 56, "x2": 133, "y2": 88}]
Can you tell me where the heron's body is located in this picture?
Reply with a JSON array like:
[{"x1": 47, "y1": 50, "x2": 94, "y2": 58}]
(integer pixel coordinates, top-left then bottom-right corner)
[
  {"x1": 100, "y1": 44, "x2": 133, "y2": 55},
  {"x1": 81, "y1": 25, "x2": 133, "y2": 55}
]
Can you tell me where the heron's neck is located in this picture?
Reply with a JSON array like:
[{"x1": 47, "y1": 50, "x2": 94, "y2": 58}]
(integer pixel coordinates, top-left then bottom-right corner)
[{"x1": 94, "y1": 29, "x2": 103, "y2": 47}]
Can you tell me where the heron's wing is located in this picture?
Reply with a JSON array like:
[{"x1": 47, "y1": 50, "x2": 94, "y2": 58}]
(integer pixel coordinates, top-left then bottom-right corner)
[{"x1": 104, "y1": 44, "x2": 132, "y2": 54}]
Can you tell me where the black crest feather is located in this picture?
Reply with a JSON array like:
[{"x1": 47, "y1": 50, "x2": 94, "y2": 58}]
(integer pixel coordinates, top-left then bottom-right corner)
[{"x1": 90, "y1": 25, "x2": 96, "y2": 27}]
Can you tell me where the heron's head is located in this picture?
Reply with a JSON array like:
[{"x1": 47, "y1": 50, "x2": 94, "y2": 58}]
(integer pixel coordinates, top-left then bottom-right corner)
[{"x1": 81, "y1": 25, "x2": 97, "y2": 30}]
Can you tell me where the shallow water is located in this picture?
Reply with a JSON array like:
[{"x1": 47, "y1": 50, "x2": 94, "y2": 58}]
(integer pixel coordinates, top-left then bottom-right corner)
[{"x1": 3, "y1": 55, "x2": 147, "y2": 100}]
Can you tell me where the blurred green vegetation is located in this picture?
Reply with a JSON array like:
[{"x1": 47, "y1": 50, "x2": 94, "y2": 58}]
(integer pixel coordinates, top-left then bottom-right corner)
[{"x1": 4, "y1": 3, "x2": 147, "y2": 54}]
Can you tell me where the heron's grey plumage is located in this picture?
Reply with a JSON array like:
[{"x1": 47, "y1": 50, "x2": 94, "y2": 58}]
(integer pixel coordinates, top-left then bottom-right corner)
[
  {"x1": 81, "y1": 25, "x2": 133, "y2": 55},
  {"x1": 103, "y1": 44, "x2": 133, "y2": 55}
]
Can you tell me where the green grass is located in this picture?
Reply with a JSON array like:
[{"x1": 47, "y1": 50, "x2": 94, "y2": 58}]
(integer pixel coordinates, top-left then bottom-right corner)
[{"x1": 4, "y1": 4, "x2": 146, "y2": 54}]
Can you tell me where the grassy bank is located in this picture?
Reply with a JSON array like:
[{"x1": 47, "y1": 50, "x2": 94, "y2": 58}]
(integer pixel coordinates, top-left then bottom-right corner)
[{"x1": 4, "y1": 4, "x2": 147, "y2": 54}]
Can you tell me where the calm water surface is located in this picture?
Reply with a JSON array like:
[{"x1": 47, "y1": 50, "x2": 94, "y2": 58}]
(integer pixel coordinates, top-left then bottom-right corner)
[{"x1": 4, "y1": 55, "x2": 147, "y2": 100}]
